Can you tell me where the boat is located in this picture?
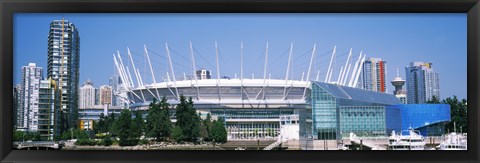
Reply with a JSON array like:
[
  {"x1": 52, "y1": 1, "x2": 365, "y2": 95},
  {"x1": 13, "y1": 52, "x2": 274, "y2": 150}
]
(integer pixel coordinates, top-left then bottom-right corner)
[
  {"x1": 388, "y1": 129, "x2": 426, "y2": 150},
  {"x1": 234, "y1": 147, "x2": 246, "y2": 150},
  {"x1": 436, "y1": 132, "x2": 467, "y2": 150}
]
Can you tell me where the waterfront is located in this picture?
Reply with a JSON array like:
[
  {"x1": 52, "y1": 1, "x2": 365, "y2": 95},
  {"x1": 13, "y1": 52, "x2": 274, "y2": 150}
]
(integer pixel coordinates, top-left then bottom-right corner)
[{"x1": 15, "y1": 137, "x2": 447, "y2": 151}]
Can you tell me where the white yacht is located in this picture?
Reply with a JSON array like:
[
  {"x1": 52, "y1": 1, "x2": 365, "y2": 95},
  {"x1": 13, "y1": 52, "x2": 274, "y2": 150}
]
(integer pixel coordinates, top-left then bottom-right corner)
[
  {"x1": 437, "y1": 133, "x2": 467, "y2": 150},
  {"x1": 388, "y1": 129, "x2": 426, "y2": 150}
]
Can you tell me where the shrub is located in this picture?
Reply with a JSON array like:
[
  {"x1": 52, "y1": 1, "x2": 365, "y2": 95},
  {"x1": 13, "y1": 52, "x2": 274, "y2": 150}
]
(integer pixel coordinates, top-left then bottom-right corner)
[
  {"x1": 138, "y1": 139, "x2": 149, "y2": 145},
  {"x1": 119, "y1": 138, "x2": 139, "y2": 146},
  {"x1": 103, "y1": 136, "x2": 113, "y2": 146},
  {"x1": 171, "y1": 126, "x2": 184, "y2": 143},
  {"x1": 74, "y1": 139, "x2": 98, "y2": 146}
]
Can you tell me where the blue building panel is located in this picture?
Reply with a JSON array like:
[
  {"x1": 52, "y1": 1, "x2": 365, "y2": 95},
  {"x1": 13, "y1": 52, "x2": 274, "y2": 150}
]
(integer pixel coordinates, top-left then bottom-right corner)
[
  {"x1": 385, "y1": 106, "x2": 401, "y2": 135},
  {"x1": 387, "y1": 104, "x2": 451, "y2": 136}
]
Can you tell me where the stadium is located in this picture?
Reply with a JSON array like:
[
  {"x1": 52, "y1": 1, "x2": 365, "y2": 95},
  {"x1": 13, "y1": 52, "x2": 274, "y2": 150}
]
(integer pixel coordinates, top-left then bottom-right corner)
[{"x1": 111, "y1": 42, "x2": 450, "y2": 141}]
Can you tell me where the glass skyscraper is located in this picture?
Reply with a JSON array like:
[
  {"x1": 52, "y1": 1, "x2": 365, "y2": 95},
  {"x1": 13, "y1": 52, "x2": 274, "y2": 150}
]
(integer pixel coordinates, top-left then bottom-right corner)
[
  {"x1": 47, "y1": 19, "x2": 80, "y2": 130},
  {"x1": 405, "y1": 62, "x2": 440, "y2": 104}
]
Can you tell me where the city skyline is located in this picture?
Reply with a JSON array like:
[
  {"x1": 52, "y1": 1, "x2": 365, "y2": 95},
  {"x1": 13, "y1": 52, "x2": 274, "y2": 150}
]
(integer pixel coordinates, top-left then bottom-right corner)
[{"x1": 14, "y1": 13, "x2": 467, "y2": 100}]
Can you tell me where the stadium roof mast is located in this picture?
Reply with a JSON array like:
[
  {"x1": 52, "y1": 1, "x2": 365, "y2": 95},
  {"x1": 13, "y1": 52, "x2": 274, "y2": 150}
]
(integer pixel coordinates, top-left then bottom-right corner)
[
  {"x1": 113, "y1": 54, "x2": 134, "y2": 105},
  {"x1": 263, "y1": 42, "x2": 269, "y2": 85},
  {"x1": 325, "y1": 45, "x2": 336, "y2": 83},
  {"x1": 240, "y1": 41, "x2": 244, "y2": 104},
  {"x1": 348, "y1": 51, "x2": 363, "y2": 87},
  {"x1": 215, "y1": 41, "x2": 222, "y2": 100},
  {"x1": 283, "y1": 43, "x2": 294, "y2": 100},
  {"x1": 114, "y1": 51, "x2": 143, "y2": 103},
  {"x1": 166, "y1": 43, "x2": 179, "y2": 100},
  {"x1": 114, "y1": 53, "x2": 127, "y2": 90},
  {"x1": 136, "y1": 68, "x2": 144, "y2": 87},
  {"x1": 144, "y1": 45, "x2": 161, "y2": 100},
  {"x1": 190, "y1": 42, "x2": 200, "y2": 100},
  {"x1": 261, "y1": 42, "x2": 269, "y2": 100},
  {"x1": 126, "y1": 67, "x2": 135, "y2": 90},
  {"x1": 337, "y1": 66, "x2": 344, "y2": 84},
  {"x1": 128, "y1": 47, "x2": 147, "y2": 102},
  {"x1": 136, "y1": 67, "x2": 146, "y2": 101},
  {"x1": 127, "y1": 47, "x2": 142, "y2": 88},
  {"x1": 352, "y1": 54, "x2": 366, "y2": 88},
  {"x1": 240, "y1": 41, "x2": 244, "y2": 84},
  {"x1": 340, "y1": 48, "x2": 353, "y2": 85},
  {"x1": 303, "y1": 44, "x2": 317, "y2": 99},
  {"x1": 343, "y1": 63, "x2": 352, "y2": 85},
  {"x1": 117, "y1": 51, "x2": 131, "y2": 89}
]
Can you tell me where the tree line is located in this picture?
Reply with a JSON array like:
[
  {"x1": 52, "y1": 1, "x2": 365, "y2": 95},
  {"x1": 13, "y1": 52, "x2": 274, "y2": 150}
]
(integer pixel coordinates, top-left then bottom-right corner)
[{"x1": 87, "y1": 95, "x2": 227, "y2": 146}]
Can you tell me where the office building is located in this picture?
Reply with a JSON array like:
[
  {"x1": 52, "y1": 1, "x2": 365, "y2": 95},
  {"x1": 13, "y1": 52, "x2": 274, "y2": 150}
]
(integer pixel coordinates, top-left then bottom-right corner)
[
  {"x1": 19, "y1": 63, "x2": 43, "y2": 132},
  {"x1": 360, "y1": 58, "x2": 387, "y2": 92},
  {"x1": 405, "y1": 62, "x2": 440, "y2": 104},
  {"x1": 47, "y1": 19, "x2": 80, "y2": 129}
]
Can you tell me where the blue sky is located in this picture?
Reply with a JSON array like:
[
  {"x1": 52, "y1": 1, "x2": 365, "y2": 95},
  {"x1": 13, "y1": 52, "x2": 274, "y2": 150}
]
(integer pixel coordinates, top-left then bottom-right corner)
[{"x1": 14, "y1": 13, "x2": 467, "y2": 100}]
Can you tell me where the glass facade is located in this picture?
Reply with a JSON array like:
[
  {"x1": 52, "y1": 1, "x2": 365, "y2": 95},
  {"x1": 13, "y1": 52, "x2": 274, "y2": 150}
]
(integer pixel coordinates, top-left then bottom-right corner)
[
  {"x1": 385, "y1": 106, "x2": 401, "y2": 135},
  {"x1": 310, "y1": 81, "x2": 402, "y2": 140},
  {"x1": 311, "y1": 83, "x2": 338, "y2": 140},
  {"x1": 386, "y1": 104, "x2": 450, "y2": 136},
  {"x1": 339, "y1": 106, "x2": 386, "y2": 137}
]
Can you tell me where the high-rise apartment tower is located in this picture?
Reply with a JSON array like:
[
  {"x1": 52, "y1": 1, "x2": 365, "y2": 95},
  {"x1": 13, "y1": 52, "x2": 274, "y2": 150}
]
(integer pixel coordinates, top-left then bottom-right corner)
[
  {"x1": 47, "y1": 19, "x2": 80, "y2": 129},
  {"x1": 361, "y1": 58, "x2": 387, "y2": 92}
]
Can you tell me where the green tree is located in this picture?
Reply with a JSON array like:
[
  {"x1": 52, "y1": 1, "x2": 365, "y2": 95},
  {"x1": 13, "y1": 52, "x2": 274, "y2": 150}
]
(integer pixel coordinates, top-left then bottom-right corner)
[
  {"x1": 175, "y1": 95, "x2": 201, "y2": 142},
  {"x1": 96, "y1": 113, "x2": 106, "y2": 133},
  {"x1": 113, "y1": 109, "x2": 137, "y2": 146},
  {"x1": 443, "y1": 96, "x2": 468, "y2": 133},
  {"x1": 60, "y1": 129, "x2": 88, "y2": 140},
  {"x1": 205, "y1": 114, "x2": 213, "y2": 140},
  {"x1": 13, "y1": 131, "x2": 41, "y2": 141},
  {"x1": 146, "y1": 97, "x2": 172, "y2": 141},
  {"x1": 132, "y1": 110, "x2": 145, "y2": 139},
  {"x1": 102, "y1": 135, "x2": 113, "y2": 146},
  {"x1": 210, "y1": 119, "x2": 227, "y2": 143},
  {"x1": 171, "y1": 125, "x2": 184, "y2": 143},
  {"x1": 107, "y1": 113, "x2": 117, "y2": 136},
  {"x1": 13, "y1": 131, "x2": 24, "y2": 142},
  {"x1": 200, "y1": 113, "x2": 213, "y2": 141},
  {"x1": 427, "y1": 95, "x2": 441, "y2": 104}
]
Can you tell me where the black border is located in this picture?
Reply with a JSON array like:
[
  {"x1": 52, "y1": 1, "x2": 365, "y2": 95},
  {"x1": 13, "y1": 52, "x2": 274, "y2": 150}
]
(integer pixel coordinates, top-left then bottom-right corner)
[{"x1": 1, "y1": 0, "x2": 479, "y2": 163}]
